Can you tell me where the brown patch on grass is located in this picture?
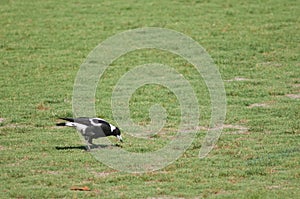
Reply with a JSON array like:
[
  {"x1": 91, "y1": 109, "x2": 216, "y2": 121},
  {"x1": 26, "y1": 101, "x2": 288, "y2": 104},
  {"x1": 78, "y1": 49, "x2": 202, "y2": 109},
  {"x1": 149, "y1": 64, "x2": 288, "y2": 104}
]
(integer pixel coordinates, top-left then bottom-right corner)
[
  {"x1": 91, "y1": 170, "x2": 117, "y2": 177},
  {"x1": 36, "y1": 103, "x2": 50, "y2": 111},
  {"x1": 31, "y1": 169, "x2": 61, "y2": 175},
  {"x1": 266, "y1": 185, "x2": 281, "y2": 190},
  {"x1": 248, "y1": 103, "x2": 269, "y2": 108},
  {"x1": 196, "y1": 124, "x2": 248, "y2": 134},
  {"x1": 256, "y1": 61, "x2": 282, "y2": 67},
  {"x1": 225, "y1": 77, "x2": 251, "y2": 82},
  {"x1": 0, "y1": 145, "x2": 5, "y2": 150},
  {"x1": 228, "y1": 176, "x2": 244, "y2": 184},
  {"x1": 147, "y1": 197, "x2": 187, "y2": 199},
  {"x1": 286, "y1": 93, "x2": 300, "y2": 99},
  {"x1": 0, "y1": 123, "x2": 31, "y2": 129},
  {"x1": 223, "y1": 124, "x2": 248, "y2": 132},
  {"x1": 293, "y1": 84, "x2": 300, "y2": 88},
  {"x1": 46, "y1": 170, "x2": 61, "y2": 175},
  {"x1": 0, "y1": 118, "x2": 4, "y2": 123}
]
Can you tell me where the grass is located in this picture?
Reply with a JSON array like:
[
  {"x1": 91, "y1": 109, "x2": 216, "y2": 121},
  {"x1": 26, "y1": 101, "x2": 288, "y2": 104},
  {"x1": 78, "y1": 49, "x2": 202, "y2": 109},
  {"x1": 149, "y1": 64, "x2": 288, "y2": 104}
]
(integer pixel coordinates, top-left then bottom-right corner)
[{"x1": 0, "y1": 0, "x2": 299, "y2": 198}]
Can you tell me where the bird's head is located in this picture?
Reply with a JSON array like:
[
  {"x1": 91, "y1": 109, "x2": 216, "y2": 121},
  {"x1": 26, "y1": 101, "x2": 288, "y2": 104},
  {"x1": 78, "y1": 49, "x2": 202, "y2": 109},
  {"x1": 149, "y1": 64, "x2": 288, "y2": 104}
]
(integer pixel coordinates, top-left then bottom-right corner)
[{"x1": 113, "y1": 127, "x2": 123, "y2": 142}]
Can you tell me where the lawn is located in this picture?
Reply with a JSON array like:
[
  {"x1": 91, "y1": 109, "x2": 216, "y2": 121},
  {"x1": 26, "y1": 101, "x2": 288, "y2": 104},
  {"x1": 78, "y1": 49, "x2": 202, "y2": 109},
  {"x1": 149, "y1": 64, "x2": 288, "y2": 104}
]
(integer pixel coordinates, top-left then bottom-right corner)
[{"x1": 0, "y1": 0, "x2": 299, "y2": 198}]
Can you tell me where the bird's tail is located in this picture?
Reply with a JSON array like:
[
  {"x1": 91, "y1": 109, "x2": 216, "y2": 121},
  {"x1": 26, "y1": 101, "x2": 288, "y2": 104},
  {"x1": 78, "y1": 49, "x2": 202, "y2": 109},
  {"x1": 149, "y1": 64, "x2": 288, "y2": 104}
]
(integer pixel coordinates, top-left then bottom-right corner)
[
  {"x1": 56, "y1": 121, "x2": 77, "y2": 127},
  {"x1": 59, "y1": 117, "x2": 75, "y2": 122},
  {"x1": 56, "y1": 117, "x2": 75, "y2": 126},
  {"x1": 56, "y1": 122, "x2": 67, "y2": 126}
]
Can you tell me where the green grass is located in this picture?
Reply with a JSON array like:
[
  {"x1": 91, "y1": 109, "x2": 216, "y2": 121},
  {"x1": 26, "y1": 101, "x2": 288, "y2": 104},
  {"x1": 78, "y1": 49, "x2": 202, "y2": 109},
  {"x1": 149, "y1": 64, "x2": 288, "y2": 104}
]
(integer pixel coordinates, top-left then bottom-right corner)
[{"x1": 1, "y1": 0, "x2": 299, "y2": 198}]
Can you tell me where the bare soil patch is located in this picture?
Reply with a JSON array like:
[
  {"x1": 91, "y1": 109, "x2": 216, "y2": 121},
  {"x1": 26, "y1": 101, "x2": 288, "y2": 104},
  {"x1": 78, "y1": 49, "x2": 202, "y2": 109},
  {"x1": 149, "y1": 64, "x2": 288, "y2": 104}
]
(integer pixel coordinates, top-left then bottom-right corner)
[
  {"x1": 225, "y1": 77, "x2": 251, "y2": 82},
  {"x1": 286, "y1": 93, "x2": 300, "y2": 99},
  {"x1": 248, "y1": 103, "x2": 269, "y2": 108},
  {"x1": 196, "y1": 124, "x2": 248, "y2": 134}
]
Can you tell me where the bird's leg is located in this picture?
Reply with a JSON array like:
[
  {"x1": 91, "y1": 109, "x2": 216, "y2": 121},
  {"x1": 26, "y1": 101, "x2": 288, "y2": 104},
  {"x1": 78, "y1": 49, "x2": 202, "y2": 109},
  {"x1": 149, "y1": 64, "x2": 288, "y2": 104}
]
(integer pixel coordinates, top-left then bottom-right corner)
[
  {"x1": 87, "y1": 137, "x2": 94, "y2": 150},
  {"x1": 86, "y1": 144, "x2": 91, "y2": 151},
  {"x1": 83, "y1": 136, "x2": 93, "y2": 151}
]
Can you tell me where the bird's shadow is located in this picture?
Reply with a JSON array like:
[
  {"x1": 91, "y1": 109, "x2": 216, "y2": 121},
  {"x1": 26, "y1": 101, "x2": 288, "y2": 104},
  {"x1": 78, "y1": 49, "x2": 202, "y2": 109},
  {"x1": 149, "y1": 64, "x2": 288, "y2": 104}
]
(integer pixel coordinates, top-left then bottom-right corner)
[
  {"x1": 55, "y1": 145, "x2": 88, "y2": 151},
  {"x1": 55, "y1": 144, "x2": 122, "y2": 151}
]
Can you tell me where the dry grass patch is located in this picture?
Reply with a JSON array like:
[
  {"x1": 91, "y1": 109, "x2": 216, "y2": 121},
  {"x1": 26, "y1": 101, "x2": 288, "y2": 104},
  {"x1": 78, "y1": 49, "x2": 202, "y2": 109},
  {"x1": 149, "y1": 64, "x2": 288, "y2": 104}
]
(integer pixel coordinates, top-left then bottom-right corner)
[
  {"x1": 225, "y1": 77, "x2": 251, "y2": 82},
  {"x1": 286, "y1": 93, "x2": 300, "y2": 99}
]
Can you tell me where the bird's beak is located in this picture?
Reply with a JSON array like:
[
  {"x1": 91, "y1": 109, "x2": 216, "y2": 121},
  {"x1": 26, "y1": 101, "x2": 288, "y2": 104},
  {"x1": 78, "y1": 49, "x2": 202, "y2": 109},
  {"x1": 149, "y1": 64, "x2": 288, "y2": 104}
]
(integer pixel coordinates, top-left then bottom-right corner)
[{"x1": 117, "y1": 135, "x2": 123, "y2": 142}]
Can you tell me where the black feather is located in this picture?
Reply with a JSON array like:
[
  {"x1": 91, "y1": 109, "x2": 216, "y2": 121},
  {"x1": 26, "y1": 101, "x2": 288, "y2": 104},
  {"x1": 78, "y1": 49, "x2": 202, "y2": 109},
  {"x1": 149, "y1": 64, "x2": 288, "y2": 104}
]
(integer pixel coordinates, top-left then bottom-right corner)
[
  {"x1": 59, "y1": 117, "x2": 74, "y2": 122},
  {"x1": 56, "y1": 122, "x2": 66, "y2": 126}
]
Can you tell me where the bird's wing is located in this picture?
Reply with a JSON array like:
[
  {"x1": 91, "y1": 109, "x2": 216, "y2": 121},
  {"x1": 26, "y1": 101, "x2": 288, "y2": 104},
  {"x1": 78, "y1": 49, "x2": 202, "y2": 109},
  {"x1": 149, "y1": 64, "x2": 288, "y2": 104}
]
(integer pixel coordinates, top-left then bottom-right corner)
[
  {"x1": 89, "y1": 118, "x2": 109, "y2": 126},
  {"x1": 59, "y1": 117, "x2": 116, "y2": 132},
  {"x1": 92, "y1": 118, "x2": 116, "y2": 131},
  {"x1": 84, "y1": 126, "x2": 106, "y2": 138}
]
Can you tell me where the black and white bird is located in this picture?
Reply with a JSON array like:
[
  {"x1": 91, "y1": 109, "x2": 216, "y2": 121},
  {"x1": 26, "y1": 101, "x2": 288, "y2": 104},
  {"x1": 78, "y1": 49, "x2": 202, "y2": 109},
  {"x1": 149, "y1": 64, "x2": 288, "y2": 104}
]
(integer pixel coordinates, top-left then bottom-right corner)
[{"x1": 56, "y1": 117, "x2": 123, "y2": 149}]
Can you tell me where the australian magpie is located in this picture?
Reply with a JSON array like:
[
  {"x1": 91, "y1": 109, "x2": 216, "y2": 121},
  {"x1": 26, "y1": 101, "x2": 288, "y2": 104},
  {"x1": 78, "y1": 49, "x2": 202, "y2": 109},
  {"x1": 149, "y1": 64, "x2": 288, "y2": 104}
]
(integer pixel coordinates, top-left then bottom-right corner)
[{"x1": 56, "y1": 117, "x2": 123, "y2": 150}]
